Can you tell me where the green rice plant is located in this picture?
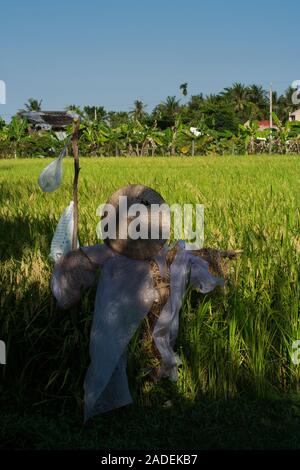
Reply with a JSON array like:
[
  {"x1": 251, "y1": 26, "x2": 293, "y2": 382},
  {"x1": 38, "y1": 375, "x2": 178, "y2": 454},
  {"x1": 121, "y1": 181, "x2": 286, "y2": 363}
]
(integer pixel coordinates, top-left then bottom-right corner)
[{"x1": 1, "y1": 155, "x2": 300, "y2": 415}]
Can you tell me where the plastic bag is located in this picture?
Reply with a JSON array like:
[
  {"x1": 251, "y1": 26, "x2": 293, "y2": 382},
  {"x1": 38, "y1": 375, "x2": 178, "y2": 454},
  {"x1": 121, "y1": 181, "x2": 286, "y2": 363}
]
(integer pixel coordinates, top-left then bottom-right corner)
[
  {"x1": 50, "y1": 201, "x2": 79, "y2": 262},
  {"x1": 38, "y1": 136, "x2": 71, "y2": 192},
  {"x1": 38, "y1": 156, "x2": 63, "y2": 192}
]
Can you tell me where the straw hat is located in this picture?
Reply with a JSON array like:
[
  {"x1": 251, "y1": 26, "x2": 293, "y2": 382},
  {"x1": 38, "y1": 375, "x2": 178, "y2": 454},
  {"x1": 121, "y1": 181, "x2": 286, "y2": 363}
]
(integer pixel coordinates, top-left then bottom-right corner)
[{"x1": 104, "y1": 184, "x2": 169, "y2": 260}]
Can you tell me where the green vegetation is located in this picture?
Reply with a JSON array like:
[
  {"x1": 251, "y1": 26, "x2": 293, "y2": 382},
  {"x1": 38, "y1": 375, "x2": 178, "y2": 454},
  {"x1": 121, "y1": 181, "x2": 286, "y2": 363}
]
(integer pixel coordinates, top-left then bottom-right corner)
[
  {"x1": 1, "y1": 83, "x2": 300, "y2": 158},
  {"x1": 1, "y1": 155, "x2": 300, "y2": 448},
  {"x1": 2, "y1": 397, "x2": 300, "y2": 449}
]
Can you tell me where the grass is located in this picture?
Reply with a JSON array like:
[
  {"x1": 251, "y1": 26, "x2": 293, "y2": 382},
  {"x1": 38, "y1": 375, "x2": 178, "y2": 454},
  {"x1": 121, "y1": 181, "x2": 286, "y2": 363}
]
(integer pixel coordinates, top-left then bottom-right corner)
[
  {"x1": 2, "y1": 396, "x2": 300, "y2": 450},
  {"x1": 1, "y1": 154, "x2": 300, "y2": 449}
]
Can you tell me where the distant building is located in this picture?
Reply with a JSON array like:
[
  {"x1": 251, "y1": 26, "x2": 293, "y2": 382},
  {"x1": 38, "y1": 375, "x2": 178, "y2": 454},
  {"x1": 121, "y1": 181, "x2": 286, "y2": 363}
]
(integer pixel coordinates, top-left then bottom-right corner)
[
  {"x1": 23, "y1": 111, "x2": 74, "y2": 132},
  {"x1": 289, "y1": 109, "x2": 300, "y2": 122},
  {"x1": 22, "y1": 110, "x2": 75, "y2": 141},
  {"x1": 244, "y1": 120, "x2": 278, "y2": 131},
  {"x1": 257, "y1": 120, "x2": 278, "y2": 131}
]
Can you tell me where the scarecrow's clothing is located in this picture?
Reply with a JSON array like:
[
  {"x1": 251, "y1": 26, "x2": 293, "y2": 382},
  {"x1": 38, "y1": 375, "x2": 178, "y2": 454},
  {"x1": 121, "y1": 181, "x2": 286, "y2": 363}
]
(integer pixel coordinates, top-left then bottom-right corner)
[{"x1": 51, "y1": 243, "x2": 223, "y2": 421}]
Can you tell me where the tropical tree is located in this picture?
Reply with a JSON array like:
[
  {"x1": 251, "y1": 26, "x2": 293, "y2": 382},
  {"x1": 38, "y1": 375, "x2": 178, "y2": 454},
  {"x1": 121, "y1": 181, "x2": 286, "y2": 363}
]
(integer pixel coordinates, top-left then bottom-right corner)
[
  {"x1": 247, "y1": 85, "x2": 268, "y2": 118},
  {"x1": 274, "y1": 87, "x2": 299, "y2": 122},
  {"x1": 135, "y1": 124, "x2": 164, "y2": 156},
  {"x1": 182, "y1": 126, "x2": 203, "y2": 156},
  {"x1": 161, "y1": 96, "x2": 181, "y2": 117},
  {"x1": 272, "y1": 112, "x2": 291, "y2": 154},
  {"x1": 23, "y1": 98, "x2": 43, "y2": 112},
  {"x1": 8, "y1": 116, "x2": 28, "y2": 158},
  {"x1": 153, "y1": 96, "x2": 181, "y2": 128},
  {"x1": 161, "y1": 119, "x2": 183, "y2": 155},
  {"x1": 65, "y1": 104, "x2": 84, "y2": 118},
  {"x1": 130, "y1": 100, "x2": 147, "y2": 123},
  {"x1": 239, "y1": 121, "x2": 260, "y2": 154},
  {"x1": 80, "y1": 121, "x2": 99, "y2": 155},
  {"x1": 107, "y1": 111, "x2": 130, "y2": 128},
  {"x1": 201, "y1": 96, "x2": 239, "y2": 133},
  {"x1": 83, "y1": 106, "x2": 107, "y2": 123},
  {"x1": 0, "y1": 117, "x2": 5, "y2": 131},
  {"x1": 103, "y1": 125, "x2": 127, "y2": 156},
  {"x1": 222, "y1": 83, "x2": 251, "y2": 121},
  {"x1": 180, "y1": 82, "x2": 188, "y2": 99},
  {"x1": 179, "y1": 83, "x2": 188, "y2": 96}
]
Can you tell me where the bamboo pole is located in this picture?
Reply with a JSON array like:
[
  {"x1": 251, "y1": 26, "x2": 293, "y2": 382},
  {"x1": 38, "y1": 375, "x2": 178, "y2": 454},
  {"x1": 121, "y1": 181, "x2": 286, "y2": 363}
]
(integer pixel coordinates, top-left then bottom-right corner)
[{"x1": 72, "y1": 117, "x2": 81, "y2": 250}]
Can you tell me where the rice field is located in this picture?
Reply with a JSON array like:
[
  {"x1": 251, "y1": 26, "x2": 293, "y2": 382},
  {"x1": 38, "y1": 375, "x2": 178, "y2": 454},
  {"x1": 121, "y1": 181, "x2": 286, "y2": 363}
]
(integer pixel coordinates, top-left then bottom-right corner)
[{"x1": 1, "y1": 154, "x2": 300, "y2": 441}]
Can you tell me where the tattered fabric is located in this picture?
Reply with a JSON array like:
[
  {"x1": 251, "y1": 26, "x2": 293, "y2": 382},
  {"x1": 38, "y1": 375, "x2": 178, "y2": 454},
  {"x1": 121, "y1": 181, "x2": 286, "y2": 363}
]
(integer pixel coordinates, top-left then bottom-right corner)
[{"x1": 51, "y1": 242, "x2": 223, "y2": 421}]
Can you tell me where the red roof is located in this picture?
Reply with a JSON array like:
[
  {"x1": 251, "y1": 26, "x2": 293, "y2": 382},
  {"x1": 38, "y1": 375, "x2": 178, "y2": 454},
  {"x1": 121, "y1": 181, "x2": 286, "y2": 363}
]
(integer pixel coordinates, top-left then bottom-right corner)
[{"x1": 258, "y1": 120, "x2": 277, "y2": 129}]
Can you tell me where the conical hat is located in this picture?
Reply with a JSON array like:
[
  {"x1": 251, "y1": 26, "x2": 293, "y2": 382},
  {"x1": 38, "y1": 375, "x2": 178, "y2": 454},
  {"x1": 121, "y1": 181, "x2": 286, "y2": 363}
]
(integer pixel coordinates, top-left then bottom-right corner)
[{"x1": 104, "y1": 184, "x2": 169, "y2": 260}]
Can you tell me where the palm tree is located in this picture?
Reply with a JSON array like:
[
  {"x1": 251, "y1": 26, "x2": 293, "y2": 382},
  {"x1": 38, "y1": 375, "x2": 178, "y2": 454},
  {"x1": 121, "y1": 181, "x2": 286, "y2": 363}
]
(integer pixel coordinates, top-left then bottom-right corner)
[
  {"x1": 275, "y1": 87, "x2": 299, "y2": 122},
  {"x1": 83, "y1": 106, "x2": 107, "y2": 123},
  {"x1": 269, "y1": 91, "x2": 290, "y2": 123},
  {"x1": 247, "y1": 85, "x2": 268, "y2": 119},
  {"x1": 24, "y1": 98, "x2": 43, "y2": 112},
  {"x1": 152, "y1": 96, "x2": 181, "y2": 129},
  {"x1": 158, "y1": 96, "x2": 181, "y2": 118},
  {"x1": 248, "y1": 85, "x2": 267, "y2": 104},
  {"x1": 107, "y1": 111, "x2": 130, "y2": 128},
  {"x1": 187, "y1": 93, "x2": 204, "y2": 110},
  {"x1": 222, "y1": 83, "x2": 250, "y2": 120},
  {"x1": 130, "y1": 100, "x2": 147, "y2": 123},
  {"x1": 180, "y1": 83, "x2": 188, "y2": 98}
]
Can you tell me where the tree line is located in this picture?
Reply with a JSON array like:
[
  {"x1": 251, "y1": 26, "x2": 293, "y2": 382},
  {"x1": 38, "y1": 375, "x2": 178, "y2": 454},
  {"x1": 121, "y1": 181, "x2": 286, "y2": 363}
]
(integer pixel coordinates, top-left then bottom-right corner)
[{"x1": 1, "y1": 82, "x2": 300, "y2": 158}]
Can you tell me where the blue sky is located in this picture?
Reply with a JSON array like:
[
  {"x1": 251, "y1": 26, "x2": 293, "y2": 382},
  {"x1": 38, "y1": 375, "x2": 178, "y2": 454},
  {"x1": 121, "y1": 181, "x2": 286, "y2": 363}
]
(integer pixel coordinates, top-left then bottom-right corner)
[{"x1": 0, "y1": 0, "x2": 299, "y2": 119}]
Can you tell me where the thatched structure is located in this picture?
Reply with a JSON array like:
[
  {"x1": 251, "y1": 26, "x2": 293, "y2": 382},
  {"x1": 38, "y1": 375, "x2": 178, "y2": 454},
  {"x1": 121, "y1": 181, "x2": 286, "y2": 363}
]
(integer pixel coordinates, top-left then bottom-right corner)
[{"x1": 23, "y1": 111, "x2": 74, "y2": 131}]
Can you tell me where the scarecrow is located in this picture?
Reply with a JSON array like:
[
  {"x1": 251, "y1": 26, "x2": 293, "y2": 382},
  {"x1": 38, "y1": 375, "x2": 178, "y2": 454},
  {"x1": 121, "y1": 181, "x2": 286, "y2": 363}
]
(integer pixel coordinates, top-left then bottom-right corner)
[{"x1": 38, "y1": 118, "x2": 239, "y2": 421}]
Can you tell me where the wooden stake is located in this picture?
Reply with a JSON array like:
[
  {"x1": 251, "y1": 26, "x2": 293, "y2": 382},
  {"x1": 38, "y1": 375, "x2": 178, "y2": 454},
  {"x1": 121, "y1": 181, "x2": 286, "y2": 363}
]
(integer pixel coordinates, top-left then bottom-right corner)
[{"x1": 72, "y1": 118, "x2": 81, "y2": 250}]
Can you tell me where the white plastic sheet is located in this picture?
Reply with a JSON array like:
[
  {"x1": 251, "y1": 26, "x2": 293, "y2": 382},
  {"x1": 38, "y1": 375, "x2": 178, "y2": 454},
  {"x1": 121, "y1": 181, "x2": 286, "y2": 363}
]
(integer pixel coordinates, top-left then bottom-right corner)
[
  {"x1": 38, "y1": 136, "x2": 71, "y2": 192},
  {"x1": 153, "y1": 242, "x2": 224, "y2": 380},
  {"x1": 84, "y1": 254, "x2": 157, "y2": 420},
  {"x1": 51, "y1": 242, "x2": 224, "y2": 421},
  {"x1": 49, "y1": 201, "x2": 79, "y2": 262}
]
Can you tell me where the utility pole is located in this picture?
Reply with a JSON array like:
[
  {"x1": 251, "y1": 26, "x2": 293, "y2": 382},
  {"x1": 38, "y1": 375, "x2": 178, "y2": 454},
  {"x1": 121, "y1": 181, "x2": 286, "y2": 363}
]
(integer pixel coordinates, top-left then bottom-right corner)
[{"x1": 269, "y1": 82, "x2": 273, "y2": 154}]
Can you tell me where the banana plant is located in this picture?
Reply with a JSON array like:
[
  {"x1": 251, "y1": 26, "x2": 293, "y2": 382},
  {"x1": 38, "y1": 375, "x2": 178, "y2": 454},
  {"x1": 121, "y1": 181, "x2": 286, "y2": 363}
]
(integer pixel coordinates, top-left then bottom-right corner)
[
  {"x1": 137, "y1": 124, "x2": 164, "y2": 156},
  {"x1": 181, "y1": 126, "x2": 204, "y2": 156},
  {"x1": 272, "y1": 112, "x2": 290, "y2": 154},
  {"x1": 100, "y1": 125, "x2": 126, "y2": 156},
  {"x1": 239, "y1": 121, "x2": 259, "y2": 154},
  {"x1": 81, "y1": 122, "x2": 99, "y2": 155},
  {"x1": 162, "y1": 120, "x2": 183, "y2": 156},
  {"x1": 8, "y1": 116, "x2": 28, "y2": 158}
]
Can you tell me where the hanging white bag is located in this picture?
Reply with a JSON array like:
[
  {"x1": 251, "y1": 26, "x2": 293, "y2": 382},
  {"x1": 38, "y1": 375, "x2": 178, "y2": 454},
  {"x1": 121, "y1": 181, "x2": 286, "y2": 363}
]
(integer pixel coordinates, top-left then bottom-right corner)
[
  {"x1": 50, "y1": 201, "x2": 79, "y2": 262},
  {"x1": 38, "y1": 136, "x2": 71, "y2": 193}
]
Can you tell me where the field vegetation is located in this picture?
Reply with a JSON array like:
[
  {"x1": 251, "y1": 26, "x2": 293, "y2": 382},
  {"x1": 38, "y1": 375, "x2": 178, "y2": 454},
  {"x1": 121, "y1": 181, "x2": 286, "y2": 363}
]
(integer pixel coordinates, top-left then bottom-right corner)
[{"x1": 1, "y1": 155, "x2": 300, "y2": 448}]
